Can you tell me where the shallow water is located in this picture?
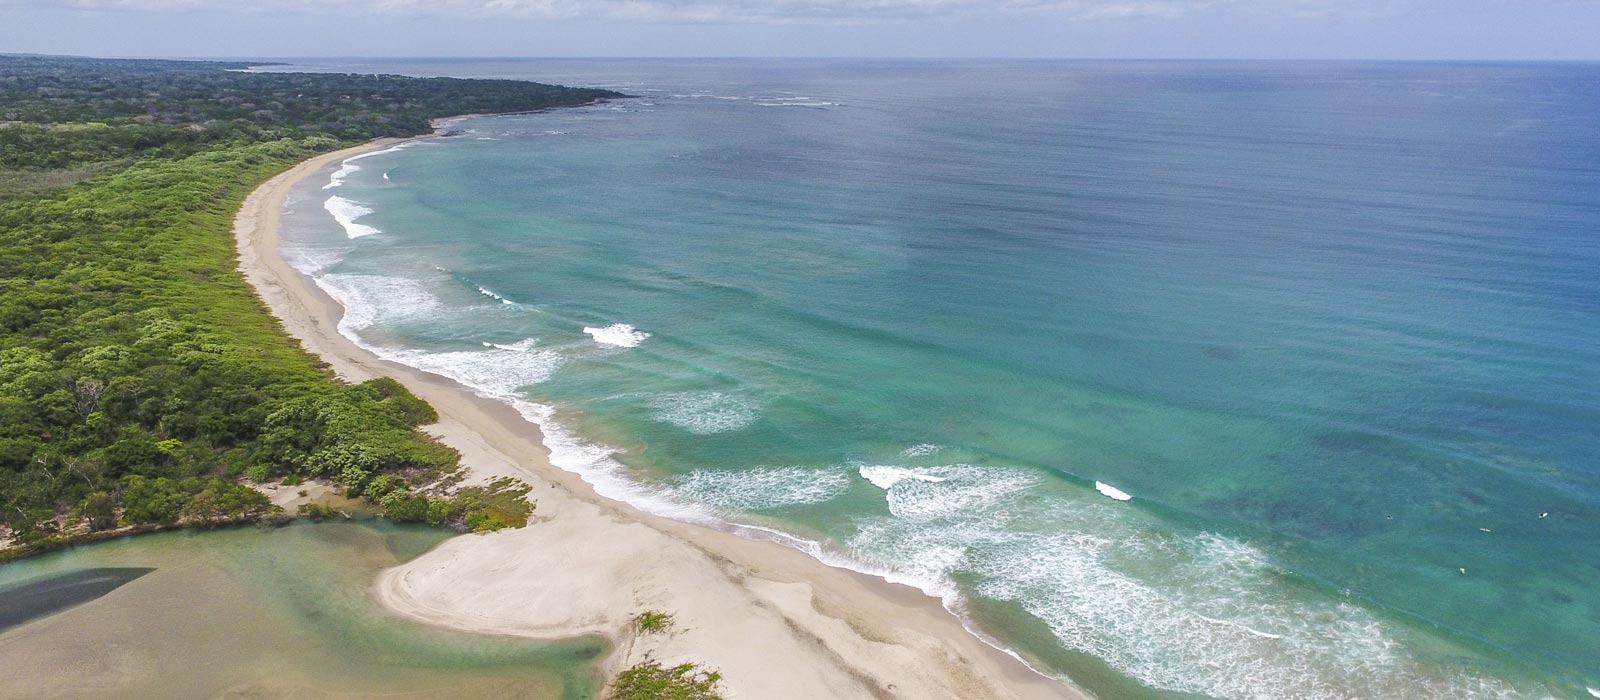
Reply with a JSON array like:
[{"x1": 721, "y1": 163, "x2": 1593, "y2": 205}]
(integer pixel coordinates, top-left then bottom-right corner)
[
  {"x1": 270, "y1": 59, "x2": 1600, "y2": 700},
  {"x1": 0, "y1": 521, "x2": 603, "y2": 700}
]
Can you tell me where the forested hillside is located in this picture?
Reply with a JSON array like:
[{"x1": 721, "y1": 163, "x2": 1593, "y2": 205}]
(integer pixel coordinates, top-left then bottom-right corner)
[{"x1": 0, "y1": 55, "x2": 624, "y2": 558}]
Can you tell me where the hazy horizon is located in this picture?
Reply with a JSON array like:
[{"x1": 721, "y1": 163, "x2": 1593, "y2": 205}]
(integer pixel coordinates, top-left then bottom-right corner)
[{"x1": 5, "y1": 1, "x2": 1600, "y2": 61}]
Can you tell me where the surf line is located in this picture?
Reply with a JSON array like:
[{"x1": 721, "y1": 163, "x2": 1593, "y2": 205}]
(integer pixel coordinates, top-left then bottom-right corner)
[
  {"x1": 1095, "y1": 481, "x2": 1133, "y2": 501},
  {"x1": 1195, "y1": 613, "x2": 1284, "y2": 640}
]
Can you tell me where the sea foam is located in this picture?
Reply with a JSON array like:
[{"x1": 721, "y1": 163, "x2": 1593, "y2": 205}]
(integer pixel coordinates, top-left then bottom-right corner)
[
  {"x1": 314, "y1": 278, "x2": 558, "y2": 392},
  {"x1": 859, "y1": 465, "x2": 948, "y2": 490},
  {"x1": 323, "y1": 196, "x2": 381, "y2": 239},
  {"x1": 844, "y1": 464, "x2": 1552, "y2": 700},
  {"x1": 402, "y1": 340, "x2": 562, "y2": 395},
  {"x1": 477, "y1": 286, "x2": 514, "y2": 304},
  {"x1": 323, "y1": 162, "x2": 360, "y2": 189},
  {"x1": 323, "y1": 143, "x2": 412, "y2": 190},
  {"x1": 317, "y1": 274, "x2": 442, "y2": 332},
  {"x1": 308, "y1": 271, "x2": 1555, "y2": 700},
  {"x1": 1095, "y1": 481, "x2": 1133, "y2": 501},
  {"x1": 583, "y1": 323, "x2": 650, "y2": 348},
  {"x1": 676, "y1": 466, "x2": 850, "y2": 511},
  {"x1": 646, "y1": 391, "x2": 761, "y2": 434}
]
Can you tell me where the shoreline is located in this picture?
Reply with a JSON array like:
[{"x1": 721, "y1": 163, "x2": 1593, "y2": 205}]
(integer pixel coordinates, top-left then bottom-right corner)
[{"x1": 235, "y1": 127, "x2": 1087, "y2": 699}]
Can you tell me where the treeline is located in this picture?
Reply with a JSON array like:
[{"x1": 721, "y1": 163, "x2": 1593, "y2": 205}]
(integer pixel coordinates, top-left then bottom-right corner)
[
  {"x1": 0, "y1": 53, "x2": 625, "y2": 170},
  {"x1": 0, "y1": 55, "x2": 612, "y2": 555}
]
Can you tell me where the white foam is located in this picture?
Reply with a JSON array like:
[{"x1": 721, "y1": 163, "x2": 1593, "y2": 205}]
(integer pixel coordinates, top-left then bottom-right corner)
[
  {"x1": 282, "y1": 246, "x2": 344, "y2": 276},
  {"x1": 347, "y1": 143, "x2": 412, "y2": 162},
  {"x1": 876, "y1": 465, "x2": 1036, "y2": 521},
  {"x1": 676, "y1": 466, "x2": 850, "y2": 511},
  {"x1": 853, "y1": 454, "x2": 1563, "y2": 700},
  {"x1": 507, "y1": 399, "x2": 711, "y2": 524},
  {"x1": 302, "y1": 269, "x2": 1553, "y2": 700},
  {"x1": 323, "y1": 162, "x2": 360, "y2": 189},
  {"x1": 477, "y1": 286, "x2": 514, "y2": 304},
  {"x1": 583, "y1": 323, "x2": 649, "y2": 348},
  {"x1": 399, "y1": 341, "x2": 562, "y2": 395},
  {"x1": 646, "y1": 391, "x2": 761, "y2": 434},
  {"x1": 1586, "y1": 687, "x2": 1599, "y2": 698},
  {"x1": 323, "y1": 195, "x2": 381, "y2": 239},
  {"x1": 324, "y1": 143, "x2": 411, "y2": 189},
  {"x1": 1195, "y1": 613, "x2": 1283, "y2": 639},
  {"x1": 859, "y1": 465, "x2": 948, "y2": 490},
  {"x1": 317, "y1": 274, "x2": 443, "y2": 332},
  {"x1": 1096, "y1": 481, "x2": 1133, "y2": 501},
  {"x1": 899, "y1": 443, "x2": 943, "y2": 458}
]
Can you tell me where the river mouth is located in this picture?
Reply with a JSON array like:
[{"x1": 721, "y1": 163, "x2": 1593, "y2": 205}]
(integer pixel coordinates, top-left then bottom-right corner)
[{"x1": 0, "y1": 521, "x2": 605, "y2": 700}]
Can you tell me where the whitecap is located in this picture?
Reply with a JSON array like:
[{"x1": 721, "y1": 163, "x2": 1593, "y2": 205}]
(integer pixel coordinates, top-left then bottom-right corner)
[
  {"x1": 583, "y1": 323, "x2": 649, "y2": 348},
  {"x1": 477, "y1": 286, "x2": 514, "y2": 304},
  {"x1": 1096, "y1": 481, "x2": 1133, "y2": 501},
  {"x1": 899, "y1": 443, "x2": 943, "y2": 458},
  {"x1": 323, "y1": 195, "x2": 380, "y2": 238},
  {"x1": 646, "y1": 391, "x2": 761, "y2": 434},
  {"x1": 859, "y1": 465, "x2": 948, "y2": 490},
  {"x1": 676, "y1": 466, "x2": 850, "y2": 511},
  {"x1": 858, "y1": 464, "x2": 1035, "y2": 521}
]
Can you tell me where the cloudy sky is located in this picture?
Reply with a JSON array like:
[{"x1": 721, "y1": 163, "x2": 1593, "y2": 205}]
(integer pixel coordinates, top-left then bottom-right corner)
[{"x1": 2, "y1": 0, "x2": 1597, "y2": 59}]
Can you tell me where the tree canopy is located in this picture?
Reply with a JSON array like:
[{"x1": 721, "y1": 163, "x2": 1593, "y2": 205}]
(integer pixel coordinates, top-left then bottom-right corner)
[{"x1": 0, "y1": 54, "x2": 611, "y2": 556}]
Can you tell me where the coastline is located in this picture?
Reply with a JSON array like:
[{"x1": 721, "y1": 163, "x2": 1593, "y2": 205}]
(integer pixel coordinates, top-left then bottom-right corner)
[{"x1": 234, "y1": 129, "x2": 1086, "y2": 699}]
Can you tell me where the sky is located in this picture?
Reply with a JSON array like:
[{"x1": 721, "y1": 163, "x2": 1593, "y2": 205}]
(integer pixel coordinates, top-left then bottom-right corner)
[{"x1": 1, "y1": 0, "x2": 1598, "y2": 60}]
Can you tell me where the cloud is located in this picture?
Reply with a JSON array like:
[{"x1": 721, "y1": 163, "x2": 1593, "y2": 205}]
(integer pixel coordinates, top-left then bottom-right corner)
[{"x1": 3, "y1": 0, "x2": 1475, "y2": 23}]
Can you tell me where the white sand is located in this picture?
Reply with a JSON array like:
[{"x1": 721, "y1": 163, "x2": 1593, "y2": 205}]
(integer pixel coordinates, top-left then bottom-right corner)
[{"x1": 235, "y1": 136, "x2": 1086, "y2": 700}]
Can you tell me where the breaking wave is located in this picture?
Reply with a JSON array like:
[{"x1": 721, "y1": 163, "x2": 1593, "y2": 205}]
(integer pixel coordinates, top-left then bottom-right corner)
[
  {"x1": 323, "y1": 196, "x2": 381, "y2": 239},
  {"x1": 645, "y1": 391, "x2": 762, "y2": 434},
  {"x1": 583, "y1": 323, "x2": 650, "y2": 347}
]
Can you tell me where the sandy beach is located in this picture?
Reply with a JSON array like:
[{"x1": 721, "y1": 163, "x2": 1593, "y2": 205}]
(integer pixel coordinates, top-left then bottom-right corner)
[{"x1": 233, "y1": 131, "x2": 1086, "y2": 700}]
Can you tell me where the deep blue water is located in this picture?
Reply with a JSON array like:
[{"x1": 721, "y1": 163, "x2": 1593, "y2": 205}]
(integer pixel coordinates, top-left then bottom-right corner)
[{"x1": 270, "y1": 59, "x2": 1600, "y2": 700}]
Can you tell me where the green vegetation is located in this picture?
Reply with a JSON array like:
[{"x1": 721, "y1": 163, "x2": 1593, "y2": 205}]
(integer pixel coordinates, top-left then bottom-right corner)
[
  {"x1": 632, "y1": 610, "x2": 677, "y2": 635},
  {"x1": 0, "y1": 54, "x2": 625, "y2": 558},
  {"x1": 608, "y1": 660, "x2": 724, "y2": 700},
  {"x1": 0, "y1": 54, "x2": 621, "y2": 173}
]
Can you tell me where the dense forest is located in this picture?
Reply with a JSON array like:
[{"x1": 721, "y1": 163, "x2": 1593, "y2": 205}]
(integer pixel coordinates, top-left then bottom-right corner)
[{"x1": 0, "y1": 54, "x2": 625, "y2": 558}]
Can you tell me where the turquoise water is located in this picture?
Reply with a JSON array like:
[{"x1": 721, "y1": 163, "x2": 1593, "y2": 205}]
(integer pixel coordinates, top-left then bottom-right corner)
[
  {"x1": 0, "y1": 520, "x2": 602, "y2": 699},
  {"x1": 274, "y1": 60, "x2": 1600, "y2": 700}
]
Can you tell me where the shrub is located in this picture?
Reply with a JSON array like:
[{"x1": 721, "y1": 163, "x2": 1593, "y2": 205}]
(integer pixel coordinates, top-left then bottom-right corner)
[
  {"x1": 632, "y1": 610, "x2": 675, "y2": 635},
  {"x1": 608, "y1": 660, "x2": 723, "y2": 700}
]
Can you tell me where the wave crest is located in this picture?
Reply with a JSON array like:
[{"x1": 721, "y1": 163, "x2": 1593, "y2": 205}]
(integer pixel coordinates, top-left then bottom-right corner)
[
  {"x1": 323, "y1": 195, "x2": 381, "y2": 239},
  {"x1": 583, "y1": 323, "x2": 649, "y2": 348}
]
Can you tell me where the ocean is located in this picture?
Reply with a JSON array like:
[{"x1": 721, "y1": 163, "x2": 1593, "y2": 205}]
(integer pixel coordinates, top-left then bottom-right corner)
[{"x1": 266, "y1": 59, "x2": 1600, "y2": 700}]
